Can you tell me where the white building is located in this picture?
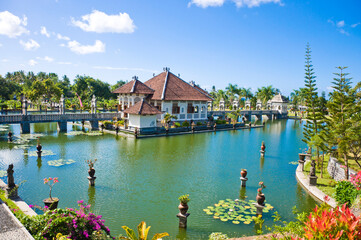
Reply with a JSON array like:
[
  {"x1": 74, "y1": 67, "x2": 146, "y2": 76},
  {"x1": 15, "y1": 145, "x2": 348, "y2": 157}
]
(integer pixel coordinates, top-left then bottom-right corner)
[{"x1": 113, "y1": 68, "x2": 213, "y2": 127}]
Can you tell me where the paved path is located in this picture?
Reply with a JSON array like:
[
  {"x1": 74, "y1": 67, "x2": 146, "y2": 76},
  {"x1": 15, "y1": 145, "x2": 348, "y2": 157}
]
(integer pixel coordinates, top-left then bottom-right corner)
[
  {"x1": 0, "y1": 199, "x2": 34, "y2": 240},
  {"x1": 295, "y1": 161, "x2": 337, "y2": 207}
]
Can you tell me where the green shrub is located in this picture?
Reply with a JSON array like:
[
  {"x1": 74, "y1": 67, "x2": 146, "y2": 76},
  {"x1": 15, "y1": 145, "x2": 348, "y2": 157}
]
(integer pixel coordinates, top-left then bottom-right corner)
[
  {"x1": 196, "y1": 122, "x2": 203, "y2": 126},
  {"x1": 335, "y1": 180, "x2": 357, "y2": 207},
  {"x1": 182, "y1": 121, "x2": 190, "y2": 127},
  {"x1": 215, "y1": 119, "x2": 227, "y2": 124},
  {"x1": 174, "y1": 122, "x2": 181, "y2": 128},
  {"x1": 116, "y1": 120, "x2": 125, "y2": 126},
  {"x1": 103, "y1": 121, "x2": 113, "y2": 128},
  {"x1": 209, "y1": 232, "x2": 229, "y2": 240}
]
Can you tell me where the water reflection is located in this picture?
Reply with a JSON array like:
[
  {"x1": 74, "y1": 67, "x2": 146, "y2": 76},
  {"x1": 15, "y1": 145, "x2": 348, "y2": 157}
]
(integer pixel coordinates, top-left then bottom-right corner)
[
  {"x1": 260, "y1": 155, "x2": 265, "y2": 170},
  {"x1": 176, "y1": 227, "x2": 187, "y2": 240},
  {"x1": 37, "y1": 157, "x2": 42, "y2": 169},
  {"x1": 88, "y1": 186, "x2": 96, "y2": 207},
  {"x1": 239, "y1": 187, "x2": 247, "y2": 200}
]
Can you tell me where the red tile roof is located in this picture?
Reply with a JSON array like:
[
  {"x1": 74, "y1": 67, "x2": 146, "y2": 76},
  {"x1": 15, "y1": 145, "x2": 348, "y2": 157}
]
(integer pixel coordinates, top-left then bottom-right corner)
[
  {"x1": 144, "y1": 71, "x2": 213, "y2": 101},
  {"x1": 124, "y1": 99, "x2": 162, "y2": 115},
  {"x1": 112, "y1": 79, "x2": 155, "y2": 94}
]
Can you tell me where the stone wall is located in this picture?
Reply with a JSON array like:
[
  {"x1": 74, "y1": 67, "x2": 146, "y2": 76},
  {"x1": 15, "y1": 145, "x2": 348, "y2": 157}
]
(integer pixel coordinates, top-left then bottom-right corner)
[{"x1": 327, "y1": 157, "x2": 357, "y2": 181}]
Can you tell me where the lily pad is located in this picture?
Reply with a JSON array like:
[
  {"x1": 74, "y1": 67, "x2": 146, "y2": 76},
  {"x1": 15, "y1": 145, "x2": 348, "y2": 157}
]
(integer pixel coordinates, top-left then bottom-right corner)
[
  {"x1": 85, "y1": 132, "x2": 103, "y2": 136},
  {"x1": 0, "y1": 170, "x2": 7, "y2": 177},
  {"x1": 289, "y1": 161, "x2": 299, "y2": 165},
  {"x1": 203, "y1": 198, "x2": 275, "y2": 225},
  {"x1": 26, "y1": 150, "x2": 56, "y2": 157},
  {"x1": 48, "y1": 159, "x2": 76, "y2": 167}
]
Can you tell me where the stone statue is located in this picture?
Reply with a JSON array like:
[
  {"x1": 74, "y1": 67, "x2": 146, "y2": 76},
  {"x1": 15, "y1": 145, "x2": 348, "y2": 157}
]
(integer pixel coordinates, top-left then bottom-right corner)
[
  {"x1": 310, "y1": 160, "x2": 316, "y2": 177},
  {"x1": 7, "y1": 164, "x2": 15, "y2": 188}
]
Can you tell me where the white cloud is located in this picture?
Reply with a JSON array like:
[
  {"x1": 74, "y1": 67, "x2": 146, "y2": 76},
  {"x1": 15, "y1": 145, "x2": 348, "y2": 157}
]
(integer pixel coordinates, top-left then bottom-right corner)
[
  {"x1": 57, "y1": 33, "x2": 70, "y2": 41},
  {"x1": 188, "y1": 0, "x2": 225, "y2": 8},
  {"x1": 28, "y1": 59, "x2": 38, "y2": 66},
  {"x1": 71, "y1": 10, "x2": 136, "y2": 33},
  {"x1": 336, "y1": 20, "x2": 345, "y2": 28},
  {"x1": 0, "y1": 43, "x2": 2, "y2": 47},
  {"x1": 2, "y1": 59, "x2": 9, "y2": 62},
  {"x1": 351, "y1": 22, "x2": 360, "y2": 28},
  {"x1": 67, "y1": 40, "x2": 105, "y2": 54},
  {"x1": 0, "y1": 11, "x2": 29, "y2": 38},
  {"x1": 40, "y1": 26, "x2": 50, "y2": 37},
  {"x1": 19, "y1": 39, "x2": 40, "y2": 50},
  {"x1": 36, "y1": 56, "x2": 54, "y2": 62},
  {"x1": 57, "y1": 61, "x2": 72, "y2": 65},
  {"x1": 233, "y1": 0, "x2": 283, "y2": 8},
  {"x1": 338, "y1": 29, "x2": 349, "y2": 36},
  {"x1": 188, "y1": 0, "x2": 282, "y2": 8}
]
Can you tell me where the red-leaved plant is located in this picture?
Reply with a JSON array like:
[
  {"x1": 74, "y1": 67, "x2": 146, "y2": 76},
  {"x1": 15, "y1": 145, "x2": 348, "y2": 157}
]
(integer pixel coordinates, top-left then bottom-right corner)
[{"x1": 292, "y1": 204, "x2": 361, "y2": 240}]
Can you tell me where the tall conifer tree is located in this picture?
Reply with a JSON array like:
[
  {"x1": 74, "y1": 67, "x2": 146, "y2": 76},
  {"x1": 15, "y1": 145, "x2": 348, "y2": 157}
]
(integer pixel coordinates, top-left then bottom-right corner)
[
  {"x1": 327, "y1": 67, "x2": 355, "y2": 179},
  {"x1": 302, "y1": 43, "x2": 323, "y2": 163}
]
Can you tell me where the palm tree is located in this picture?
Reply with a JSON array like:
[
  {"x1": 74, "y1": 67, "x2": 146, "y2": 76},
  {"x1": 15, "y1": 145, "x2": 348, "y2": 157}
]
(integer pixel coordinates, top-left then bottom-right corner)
[
  {"x1": 255, "y1": 86, "x2": 276, "y2": 105},
  {"x1": 239, "y1": 88, "x2": 253, "y2": 100}
]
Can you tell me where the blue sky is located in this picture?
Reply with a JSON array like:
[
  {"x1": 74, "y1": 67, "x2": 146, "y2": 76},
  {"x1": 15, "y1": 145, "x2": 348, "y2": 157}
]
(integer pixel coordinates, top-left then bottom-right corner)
[{"x1": 0, "y1": 0, "x2": 360, "y2": 96}]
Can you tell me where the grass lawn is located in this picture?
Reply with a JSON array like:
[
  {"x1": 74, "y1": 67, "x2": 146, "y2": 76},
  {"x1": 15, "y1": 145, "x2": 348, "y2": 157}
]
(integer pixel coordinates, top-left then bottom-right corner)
[
  {"x1": 303, "y1": 156, "x2": 337, "y2": 198},
  {"x1": 0, "y1": 189, "x2": 24, "y2": 215}
]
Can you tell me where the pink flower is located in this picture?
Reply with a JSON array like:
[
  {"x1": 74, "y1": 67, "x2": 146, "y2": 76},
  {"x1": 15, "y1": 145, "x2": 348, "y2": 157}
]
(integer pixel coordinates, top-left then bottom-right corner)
[
  {"x1": 44, "y1": 178, "x2": 49, "y2": 184},
  {"x1": 324, "y1": 195, "x2": 330, "y2": 202},
  {"x1": 77, "y1": 200, "x2": 84, "y2": 205}
]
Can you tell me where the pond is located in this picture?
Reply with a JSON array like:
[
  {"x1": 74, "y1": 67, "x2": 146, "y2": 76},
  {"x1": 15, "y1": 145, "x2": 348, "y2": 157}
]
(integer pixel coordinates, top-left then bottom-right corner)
[{"x1": 0, "y1": 119, "x2": 317, "y2": 239}]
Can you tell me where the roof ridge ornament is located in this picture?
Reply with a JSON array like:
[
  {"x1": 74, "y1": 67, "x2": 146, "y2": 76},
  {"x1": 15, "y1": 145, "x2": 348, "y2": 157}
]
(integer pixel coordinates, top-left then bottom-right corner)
[{"x1": 163, "y1": 67, "x2": 170, "y2": 72}]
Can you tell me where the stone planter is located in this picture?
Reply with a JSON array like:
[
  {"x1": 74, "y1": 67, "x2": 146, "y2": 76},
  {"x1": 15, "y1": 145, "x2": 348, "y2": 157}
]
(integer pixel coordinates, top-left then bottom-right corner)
[
  {"x1": 178, "y1": 203, "x2": 189, "y2": 215},
  {"x1": 240, "y1": 170, "x2": 247, "y2": 178},
  {"x1": 256, "y1": 193, "x2": 265, "y2": 206},
  {"x1": 43, "y1": 198, "x2": 59, "y2": 210},
  {"x1": 299, "y1": 153, "x2": 308, "y2": 161},
  {"x1": 88, "y1": 168, "x2": 95, "y2": 178}
]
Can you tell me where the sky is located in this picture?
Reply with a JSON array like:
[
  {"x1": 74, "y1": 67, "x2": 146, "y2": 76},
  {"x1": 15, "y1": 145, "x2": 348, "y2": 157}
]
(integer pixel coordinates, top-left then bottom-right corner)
[{"x1": 0, "y1": 0, "x2": 360, "y2": 96}]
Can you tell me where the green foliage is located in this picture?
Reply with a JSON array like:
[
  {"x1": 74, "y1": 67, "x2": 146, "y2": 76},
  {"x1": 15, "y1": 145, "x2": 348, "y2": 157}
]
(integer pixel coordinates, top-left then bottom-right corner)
[
  {"x1": 335, "y1": 180, "x2": 358, "y2": 207},
  {"x1": 103, "y1": 121, "x2": 113, "y2": 128},
  {"x1": 178, "y1": 194, "x2": 190, "y2": 204},
  {"x1": 255, "y1": 85, "x2": 278, "y2": 105},
  {"x1": 21, "y1": 201, "x2": 111, "y2": 240},
  {"x1": 174, "y1": 122, "x2": 181, "y2": 128},
  {"x1": 182, "y1": 121, "x2": 190, "y2": 127},
  {"x1": 119, "y1": 221, "x2": 169, "y2": 240},
  {"x1": 215, "y1": 119, "x2": 227, "y2": 124},
  {"x1": 208, "y1": 232, "x2": 229, "y2": 240},
  {"x1": 116, "y1": 120, "x2": 125, "y2": 126},
  {"x1": 196, "y1": 121, "x2": 203, "y2": 126}
]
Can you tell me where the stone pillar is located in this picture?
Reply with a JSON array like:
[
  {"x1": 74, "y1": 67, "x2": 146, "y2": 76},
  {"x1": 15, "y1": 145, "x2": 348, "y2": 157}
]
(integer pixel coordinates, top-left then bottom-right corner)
[
  {"x1": 253, "y1": 203, "x2": 265, "y2": 217},
  {"x1": 6, "y1": 164, "x2": 18, "y2": 199},
  {"x1": 59, "y1": 94, "x2": 65, "y2": 114},
  {"x1": 177, "y1": 213, "x2": 190, "y2": 228},
  {"x1": 22, "y1": 97, "x2": 28, "y2": 115},
  {"x1": 240, "y1": 177, "x2": 248, "y2": 187},
  {"x1": 298, "y1": 160, "x2": 305, "y2": 171},
  {"x1": 57, "y1": 121, "x2": 67, "y2": 132},
  {"x1": 90, "y1": 120, "x2": 99, "y2": 130},
  {"x1": 21, "y1": 122, "x2": 30, "y2": 134},
  {"x1": 88, "y1": 176, "x2": 96, "y2": 186}
]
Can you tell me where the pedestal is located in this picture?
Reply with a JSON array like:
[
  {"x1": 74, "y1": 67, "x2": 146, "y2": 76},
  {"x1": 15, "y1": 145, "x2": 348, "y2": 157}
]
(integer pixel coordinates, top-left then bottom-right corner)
[
  {"x1": 37, "y1": 151, "x2": 42, "y2": 158},
  {"x1": 260, "y1": 150, "x2": 265, "y2": 157},
  {"x1": 309, "y1": 176, "x2": 318, "y2": 186},
  {"x1": 6, "y1": 185, "x2": 18, "y2": 199},
  {"x1": 87, "y1": 176, "x2": 96, "y2": 186},
  {"x1": 240, "y1": 177, "x2": 248, "y2": 187},
  {"x1": 253, "y1": 203, "x2": 265, "y2": 217},
  {"x1": 298, "y1": 160, "x2": 305, "y2": 171},
  {"x1": 177, "y1": 213, "x2": 190, "y2": 228}
]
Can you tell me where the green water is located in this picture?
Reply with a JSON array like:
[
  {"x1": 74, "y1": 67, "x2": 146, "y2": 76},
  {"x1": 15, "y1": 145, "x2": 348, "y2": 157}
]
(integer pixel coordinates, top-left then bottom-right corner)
[{"x1": 0, "y1": 120, "x2": 316, "y2": 239}]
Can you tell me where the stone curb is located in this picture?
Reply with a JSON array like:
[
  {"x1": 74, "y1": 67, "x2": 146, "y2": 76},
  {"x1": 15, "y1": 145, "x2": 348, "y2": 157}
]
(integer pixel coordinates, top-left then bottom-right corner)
[
  {"x1": 295, "y1": 161, "x2": 337, "y2": 208},
  {"x1": 0, "y1": 199, "x2": 34, "y2": 240}
]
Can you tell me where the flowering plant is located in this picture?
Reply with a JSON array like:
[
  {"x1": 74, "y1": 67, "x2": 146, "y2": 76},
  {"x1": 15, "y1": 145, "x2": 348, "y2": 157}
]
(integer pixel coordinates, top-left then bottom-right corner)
[
  {"x1": 44, "y1": 177, "x2": 59, "y2": 200},
  {"x1": 350, "y1": 171, "x2": 361, "y2": 190},
  {"x1": 86, "y1": 159, "x2": 97, "y2": 169},
  {"x1": 25, "y1": 200, "x2": 111, "y2": 239},
  {"x1": 258, "y1": 181, "x2": 266, "y2": 194}
]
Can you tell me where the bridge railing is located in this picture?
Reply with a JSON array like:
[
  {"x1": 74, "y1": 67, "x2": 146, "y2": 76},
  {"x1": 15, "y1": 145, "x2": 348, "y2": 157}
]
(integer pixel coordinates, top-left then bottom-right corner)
[{"x1": 0, "y1": 112, "x2": 120, "y2": 124}]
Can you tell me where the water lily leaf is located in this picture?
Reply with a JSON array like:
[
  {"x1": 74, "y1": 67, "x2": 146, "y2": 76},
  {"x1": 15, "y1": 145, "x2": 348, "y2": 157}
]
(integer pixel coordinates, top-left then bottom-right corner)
[
  {"x1": 232, "y1": 221, "x2": 240, "y2": 224},
  {"x1": 220, "y1": 218, "x2": 228, "y2": 222},
  {"x1": 289, "y1": 161, "x2": 299, "y2": 165},
  {"x1": 85, "y1": 132, "x2": 103, "y2": 136},
  {"x1": 48, "y1": 159, "x2": 76, "y2": 167},
  {"x1": 213, "y1": 216, "x2": 220, "y2": 219},
  {"x1": 244, "y1": 206, "x2": 251, "y2": 209},
  {"x1": 206, "y1": 212, "x2": 213, "y2": 215},
  {"x1": 26, "y1": 150, "x2": 56, "y2": 157},
  {"x1": 203, "y1": 209, "x2": 209, "y2": 212},
  {"x1": 0, "y1": 170, "x2": 7, "y2": 177}
]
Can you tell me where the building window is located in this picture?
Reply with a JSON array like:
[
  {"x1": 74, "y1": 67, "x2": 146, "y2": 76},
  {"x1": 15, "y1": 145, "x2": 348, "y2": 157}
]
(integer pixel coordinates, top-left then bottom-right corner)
[
  {"x1": 194, "y1": 106, "x2": 199, "y2": 113},
  {"x1": 172, "y1": 103, "x2": 180, "y2": 114},
  {"x1": 181, "y1": 108, "x2": 184, "y2": 113},
  {"x1": 166, "y1": 108, "x2": 169, "y2": 113},
  {"x1": 187, "y1": 103, "x2": 194, "y2": 113}
]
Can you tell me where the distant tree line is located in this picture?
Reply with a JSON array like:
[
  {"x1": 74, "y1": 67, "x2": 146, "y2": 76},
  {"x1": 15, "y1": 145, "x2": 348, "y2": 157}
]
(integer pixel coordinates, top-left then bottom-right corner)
[{"x1": 0, "y1": 71, "x2": 126, "y2": 110}]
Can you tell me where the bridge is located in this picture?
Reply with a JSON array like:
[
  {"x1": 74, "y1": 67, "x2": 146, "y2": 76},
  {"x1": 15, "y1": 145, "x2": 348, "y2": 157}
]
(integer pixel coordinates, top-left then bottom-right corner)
[
  {"x1": 209, "y1": 110, "x2": 287, "y2": 121},
  {"x1": 0, "y1": 112, "x2": 120, "y2": 133},
  {"x1": 0, "y1": 95, "x2": 119, "y2": 133}
]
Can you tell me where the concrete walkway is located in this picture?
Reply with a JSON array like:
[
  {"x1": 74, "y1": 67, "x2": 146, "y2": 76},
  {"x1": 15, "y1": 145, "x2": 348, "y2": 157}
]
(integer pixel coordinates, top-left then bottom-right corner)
[
  {"x1": 295, "y1": 161, "x2": 337, "y2": 208},
  {"x1": 0, "y1": 199, "x2": 34, "y2": 240}
]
